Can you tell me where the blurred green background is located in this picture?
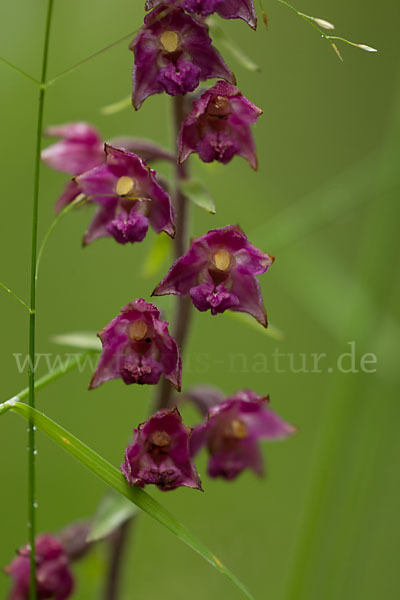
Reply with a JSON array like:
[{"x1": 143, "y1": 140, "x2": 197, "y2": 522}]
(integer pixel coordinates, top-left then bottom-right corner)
[{"x1": 1, "y1": 0, "x2": 399, "y2": 598}]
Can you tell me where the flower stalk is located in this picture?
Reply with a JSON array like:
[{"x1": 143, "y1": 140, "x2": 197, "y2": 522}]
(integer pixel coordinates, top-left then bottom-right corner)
[
  {"x1": 155, "y1": 94, "x2": 192, "y2": 411},
  {"x1": 28, "y1": 0, "x2": 54, "y2": 597}
]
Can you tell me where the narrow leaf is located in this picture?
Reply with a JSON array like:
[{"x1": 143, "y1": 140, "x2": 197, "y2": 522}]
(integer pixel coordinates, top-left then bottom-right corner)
[
  {"x1": 88, "y1": 491, "x2": 139, "y2": 542},
  {"x1": 142, "y1": 234, "x2": 172, "y2": 278},
  {"x1": 257, "y1": 0, "x2": 269, "y2": 30},
  {"x1": 181, "y1": 179, "x2": 216, "y2": 214},
  {"x1": 51, "y1": 331, "x2": 101, "y2": 351},
  {"x1": 226, "y1": 311, "x2": 284, "y2": 341},
  {"x1": 330, "y1": 42, "x2": 343, "y2": 62},
  {"x1": 100, "y1": 96, "x2": 131, "y2": 116},
  {"x1": 1, "y1": 402, "x2": 255, "y2": 600},
  {"x1": 208, "y1": 19, "x2": 260, "y2": 72}
]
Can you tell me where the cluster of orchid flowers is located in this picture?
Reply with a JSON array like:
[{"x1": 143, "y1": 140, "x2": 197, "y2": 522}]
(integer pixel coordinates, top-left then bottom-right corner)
[{"x1": 5, "y1": 1, "x2": 296, "y2": 598}]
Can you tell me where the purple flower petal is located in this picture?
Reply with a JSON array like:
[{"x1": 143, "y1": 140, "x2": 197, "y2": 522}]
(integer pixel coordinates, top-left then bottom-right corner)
[
  {"x1": 179, "y1": 81, "x2": 262, "y2": 169},
  {"x1": 54, "y1": 180, "x2": 82, "y2": 214},
  {"x1": 153, "y1": 225, "x2": 274, "y2": 324},
  {"x1": 184, "y1": 384, "x2": 226, "y2": 415},
  {"x1": 90, "y1": 298, "x2": 181, "y2": 391},
  {"x1": 82, "y1": 198, "x2": 117, "y2": 246},
  {"x1": 42, "y1": 122, "x2": 104, "y2": 175},
  {"x1": 146, "y1": 0, "x2": 258, "y2": 29},
  {"x1": 130, "y1": 7, "x2": 235, "y2": 109},
  {"x1": 121, "y1": 408, "x2": 202, "y2": 491},
  {"x1": 191, "y1": 390, "x2": 296, "y2": 480},
  {"x1": 5, "y1": 534, "x2": 74, "y2": 600},
  {"x1": 76, "y1": 145, "x2": 175, "y2": 245}
]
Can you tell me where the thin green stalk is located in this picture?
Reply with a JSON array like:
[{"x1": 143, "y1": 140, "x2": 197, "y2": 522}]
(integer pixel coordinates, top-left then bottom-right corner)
[
  {"x1": 36, "y1": 194, "x2": 86, "y2": 283},
  {"x1": 0, "y1": 56, "x2": 41, "y2": 85},
  {"x1": 28, "y1": 1, "x2": 54, "y2": 598},
  {"x1": 45, "y1": 29, "x2": 137, "y2": 87},
  {"x1": 275, "y1": 0, "x2": 376, "y2": 59},
  {"x1": 0, "y1": 281, "x2": 31, "y2": 312}
]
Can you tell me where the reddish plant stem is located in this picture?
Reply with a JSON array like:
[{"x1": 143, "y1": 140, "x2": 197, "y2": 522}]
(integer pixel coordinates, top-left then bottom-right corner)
[
  {"x1": 103, "y1": 94, "x2": 191, "y2": 600},
  {"x1": 103, "y1": 520, "x2": 132, "y2": 600},
  {"x1": 155, "y1": 94, "x2": 192, "y2": 410}
]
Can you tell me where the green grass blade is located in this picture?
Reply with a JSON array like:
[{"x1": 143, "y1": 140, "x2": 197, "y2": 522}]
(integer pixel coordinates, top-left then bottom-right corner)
[
  {"x1": 3, "y1": 402, "x2": 255, "y2": 600},
  {"x1": 100, "y1": 95, "x2": 131, "y2": 116},
  {"x1": 50, "y1": 332, "x2": 101, "y2": 351},
  {"x1": 208, "y1": 19, "x2": 260, "y2": 71},
  {"x1": 226, "y1": 311, "x2": 284, "y2": 341}
]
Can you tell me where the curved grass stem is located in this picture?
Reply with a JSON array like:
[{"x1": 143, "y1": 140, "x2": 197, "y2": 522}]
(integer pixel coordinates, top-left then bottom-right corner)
[
  {"x1": 35, "y1": 195, "x2": 86, "y2": 283},
  {"x1": 0, "y1": 281, "x2": 31, "y2": 312}
]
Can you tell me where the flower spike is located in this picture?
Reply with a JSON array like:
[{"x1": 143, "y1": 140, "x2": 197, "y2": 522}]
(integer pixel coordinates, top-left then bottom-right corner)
[
  {"x1": 90, "y1": 298, "x2": 181, "y2": 390},
  {"x1": 130, "y1": 6, "x2": 235, "y2": 109},
  {"x1": 122, "y1": 407, "x2": 202, "y2": 491},
  {"x1": 153, "y1": 225, "x2": 274, "y2": 326}
]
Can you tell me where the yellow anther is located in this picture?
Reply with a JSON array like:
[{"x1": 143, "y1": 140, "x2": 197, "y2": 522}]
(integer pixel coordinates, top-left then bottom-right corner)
[
  {"x1": 231, "y1": 419, "x2": 248, "y2": 439},
  {"x1": 213, "y1": 249, "x2": 231, "y2": 271},
  {"x1": 128, "y1": 320, "x2": 148, "y2": 341},
  {"x1": 116, "y1": 176, "x2": 135, "y2": 196},
  {"x1": 151, "y1": 431, "x2": 171, "y2": 447},
  {"x1": 160, "y1": 30, "x2": 179, "y2": 53}
]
